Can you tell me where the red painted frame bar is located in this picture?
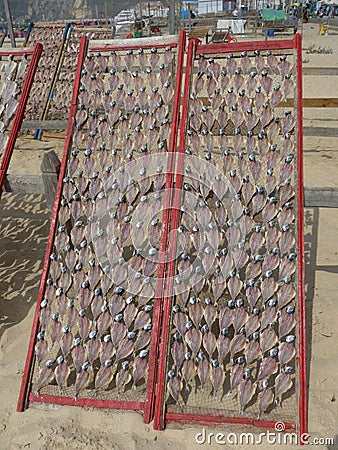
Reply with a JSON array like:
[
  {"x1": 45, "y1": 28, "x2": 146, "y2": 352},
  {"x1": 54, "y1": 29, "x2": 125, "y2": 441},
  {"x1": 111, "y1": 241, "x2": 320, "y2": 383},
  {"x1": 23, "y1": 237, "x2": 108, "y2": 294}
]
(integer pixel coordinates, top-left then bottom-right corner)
[
  {"x1": 0, "y1": 43, "x2": 43, "y2": 197},
  {"x1": 153, "y1": 38, "x2": 200, "y2": 431},
  {"x1": 196, "y1": 39, "x2": 296, "y2": 55},
  {"x1": 294, "y1": 33, "x2": 307, "y2": 441},
  {"x1": 29, "y1": 393, "x2": 144, "y2": 411},
  {"x1": 0, "y1": 49, "x2": 34, "y2": 56},
  {"x1": 143, "y1": 29, "x2": 186, "y2": 425},
  {"x1": 166, "y1": 413, "x2": 295, "y2": 430},
  {"x1": 17, "y1": 36, "x2": 88, "y2": 412}
]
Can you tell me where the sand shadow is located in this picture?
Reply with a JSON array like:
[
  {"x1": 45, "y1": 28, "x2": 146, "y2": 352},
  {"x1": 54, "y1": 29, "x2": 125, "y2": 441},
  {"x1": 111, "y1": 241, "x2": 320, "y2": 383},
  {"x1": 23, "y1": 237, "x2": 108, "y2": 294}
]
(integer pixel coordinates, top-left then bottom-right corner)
[
  {"x1": 304, "y1": 206, "x2": 318, "y2": 429},
  {"x1": 0, "y1": 193, "x2": 50, "y2": 341}
]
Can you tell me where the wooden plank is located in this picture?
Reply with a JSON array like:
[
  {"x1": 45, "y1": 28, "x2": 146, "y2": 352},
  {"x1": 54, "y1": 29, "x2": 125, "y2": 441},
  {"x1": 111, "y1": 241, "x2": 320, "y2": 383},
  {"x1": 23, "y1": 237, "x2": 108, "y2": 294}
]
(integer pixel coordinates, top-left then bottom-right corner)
[
  {"x1": 303, "y1": 127, "x2": 338, "y2": 137},
  {"x1": 3, "y1": 174, "x2": 43, "y2": 194},
  {"x1": 303, "y1": 98, "x2": 338, "y2": 108},
  {"x1": 21, "y1": 120, "x2": 68, "y2": 130},
  {"x1": 3, "y1": 176, "x2": 338, "y2": 209},
  {"x1": 282, "y1": 98, "x2": 338, "y2": 108},
  {"x1": 41, "y1": 150, "x2": 60, "y2": 210},
  {"x1": 188, "y1": 28, "x2": 210, "y2": 39},
  {"x1": 304, "y1": 187, "x2": 338, "y2": 208},
  {"x1": 303, "y1": 67, "x2": 338, "y2": 76},
  {"x1": 89, "y1": 34, "x2": 180, "y2": 50}
]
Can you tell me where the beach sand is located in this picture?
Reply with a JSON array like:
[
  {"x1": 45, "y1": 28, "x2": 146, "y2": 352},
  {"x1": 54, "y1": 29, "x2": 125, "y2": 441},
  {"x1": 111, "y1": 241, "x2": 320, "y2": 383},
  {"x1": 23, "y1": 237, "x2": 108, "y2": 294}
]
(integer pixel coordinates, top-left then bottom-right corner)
[{"x1": 0, "y1": 22, "x2": 337, "y2": 449}]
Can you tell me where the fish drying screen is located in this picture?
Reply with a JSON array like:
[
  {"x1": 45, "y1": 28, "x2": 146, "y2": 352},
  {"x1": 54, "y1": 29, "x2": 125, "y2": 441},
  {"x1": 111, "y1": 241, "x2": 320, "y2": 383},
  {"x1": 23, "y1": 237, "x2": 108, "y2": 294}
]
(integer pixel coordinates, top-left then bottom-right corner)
[
  {"x1": 0, "y1": 45, "x2": 42, "y2": 195},
  {"x1": 154, "y1": 37, "x2": 305, "y2": 433},
  {"x1": 18, "y1": 34, "x2": 184, "y2": 415},
  {"x1": 23, "y1": 24, "x2": 66, "y2": 124},
  {"x1": 19, "y1": 34, "x2": 305, "y2": 435},
  {"x1": 48, "y1": 26, "x2": 113, "y2": 120}
]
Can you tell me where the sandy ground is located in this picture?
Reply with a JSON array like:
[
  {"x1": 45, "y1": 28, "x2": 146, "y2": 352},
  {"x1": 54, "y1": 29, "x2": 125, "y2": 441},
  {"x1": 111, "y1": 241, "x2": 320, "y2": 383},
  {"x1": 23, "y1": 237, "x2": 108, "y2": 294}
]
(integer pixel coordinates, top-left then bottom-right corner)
[{"x1": 0, "y1": 23, "x2": 337, "y2": 449}]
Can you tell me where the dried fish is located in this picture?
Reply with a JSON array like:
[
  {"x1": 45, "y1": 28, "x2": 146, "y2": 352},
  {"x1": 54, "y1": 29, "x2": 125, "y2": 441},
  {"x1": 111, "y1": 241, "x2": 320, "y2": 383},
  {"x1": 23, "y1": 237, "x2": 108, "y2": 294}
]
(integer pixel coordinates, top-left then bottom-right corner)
[
  {"x1": 230, "y1": 333, "x2": 246, "y2": 360},
  {"x1": 203, "y1": 332, "x2": 217, "y2": 358},
  {"x1": 132, "y1": 353, "x2": 148, "y2": 386},
  {"x1": 256, "y1": 356, "x2": 277, "y2": 382},
  {"x1": 246, "y1": 338, "x2": 261, "y2": 365},
  {"x1": 275, "y1": 371, "x2": 293, "y2": 404},
  {"x1": 35, "y1": 333, "x2": 49, "y2": 367},
  {"x1": 35, "y1": 360, "x2": 55, "y2": 394},
  {"x1": 87, "y1": 335, "x2": 101, "y2": 364},
  {"x1": 238, "y1": 379, "x2": 255, "y2": 413},
  {"x1": 185, "y1": 327, "x2": 202, "y2": 356},
  {"x1": 75, "y1": 363, "x2": 91, "y2": 397},
  {"x1": 278, "y1": 311, "x2": 296, "y2": 338},
  {"x1": 260, "y1": 328, "x2": 278, "y2": 354},
  {"x1": 258, "y1": 381, "x2": 274, "y2": 418},
  {"x1": 116, "y1": 362, "x2": 132, "y2": 395},
  {"x1": 55, "y1": 356, "x2": 70, "y2": 393},
  {"x1": 230, "y1": 363, "x2": 244, "y2": 394},
  {"x1": 197, "y1": 358, "x2": 210, "y2": 390},
  {"x1": 279, "y1": 340, "x2": 296, "y2": 366},
  {"x1": 95, "y1": 360, "x2": 114, "y2": 391}
]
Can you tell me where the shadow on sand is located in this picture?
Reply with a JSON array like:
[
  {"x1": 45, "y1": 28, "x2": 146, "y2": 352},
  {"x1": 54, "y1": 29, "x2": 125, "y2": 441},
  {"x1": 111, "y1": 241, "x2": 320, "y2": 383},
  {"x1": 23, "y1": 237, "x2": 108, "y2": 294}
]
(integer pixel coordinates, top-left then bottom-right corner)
[{"x1": 0, "y1": 193, "x2": 50, "y2": 341}]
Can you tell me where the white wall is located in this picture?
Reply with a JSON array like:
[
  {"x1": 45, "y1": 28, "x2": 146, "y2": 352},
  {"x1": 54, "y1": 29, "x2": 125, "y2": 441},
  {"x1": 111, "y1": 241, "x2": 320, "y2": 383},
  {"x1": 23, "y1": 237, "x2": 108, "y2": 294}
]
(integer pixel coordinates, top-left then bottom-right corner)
[{"x1": 197, "y1": 0, "x2": 224, "y2": 14}]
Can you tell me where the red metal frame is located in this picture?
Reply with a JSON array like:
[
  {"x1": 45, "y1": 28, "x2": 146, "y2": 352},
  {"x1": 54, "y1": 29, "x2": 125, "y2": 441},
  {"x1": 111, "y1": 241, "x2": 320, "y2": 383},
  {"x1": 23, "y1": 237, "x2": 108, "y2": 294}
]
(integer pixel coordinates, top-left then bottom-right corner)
[
  {"x1": 154, "y1": 36, "x2": 307, "y2": 436},
  {"x1": 153, "y1": 38, "x2": 200, "y2": 431},
  {"x1": 166, "y1": 413, "x2": 295, "y2": 430},
  {"x1": 0, "y1": 49, "x2": 35, "y2": 57},
  {"x1": 0, "y1": 43, "x2": 43, "y2": 198},
  {"x1": 17, "y1": 34, "x2": 307, "y2": 435},
  {"x1": 196, "y1": 39, "x2": 296, "y2": 55},
  {"x1": 17, "y1": 36, "x2": 88, "y2": 412},
  {"x1": 294, "y1": 32, "x2": 307, "y2": 441},
  {"x1": 18, "y1": 34, "x2": 186, "y2": 418},
  {"x1": 144, "y1": 30, "x2": 186, "y2": 424},
  {"x1": 29, "y1": 393, "x2": 144, "y2": 411}
]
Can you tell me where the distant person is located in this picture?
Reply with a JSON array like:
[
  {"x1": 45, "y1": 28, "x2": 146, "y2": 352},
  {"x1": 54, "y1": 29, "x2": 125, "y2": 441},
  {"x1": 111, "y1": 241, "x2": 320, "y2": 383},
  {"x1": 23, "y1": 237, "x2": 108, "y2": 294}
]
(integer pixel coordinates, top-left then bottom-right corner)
[
  {"x1": 291, "y1": 6, "x2": 299, "y2": 33},
  {"x1": 232, "y1": 8, "x2": 239, "y2": 17}
]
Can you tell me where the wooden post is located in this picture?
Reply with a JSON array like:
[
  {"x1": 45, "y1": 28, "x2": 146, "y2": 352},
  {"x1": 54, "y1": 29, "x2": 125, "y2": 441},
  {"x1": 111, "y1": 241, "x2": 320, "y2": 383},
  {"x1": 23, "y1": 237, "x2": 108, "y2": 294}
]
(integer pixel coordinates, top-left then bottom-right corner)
[
  {"x1": 95, "y1": 5, "x2": 100, "y2": 26},
  {"x1": 41, "y1": 150, "x2": 60, "y2": 210},
  {"x1": 3, "y1": 0, "x2": 16, "y2": 47},
  {"x1": 105, "y1": 2, "x2": 108, "y2": 23},
  {"x1": 169, "y1": 0, "x2": 176, "y2": 34}
]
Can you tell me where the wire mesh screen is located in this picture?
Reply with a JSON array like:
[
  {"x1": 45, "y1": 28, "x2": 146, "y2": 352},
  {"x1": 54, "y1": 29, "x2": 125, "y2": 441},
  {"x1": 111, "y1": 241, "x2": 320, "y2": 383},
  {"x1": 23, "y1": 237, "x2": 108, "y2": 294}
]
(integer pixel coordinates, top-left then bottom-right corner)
[
  {"x1": 0, "y1": 51, "x2": 31, "y2": 163},
  {"x1": 20, "y1": 34, "x2": 183, "y2": 412},
  {"x1": 0, "y1": 45, "x2": 42, "y2": 195},
  {"x1": 157, "y1": 38, "x2": 304, "y2": 432},
  {"x1": 18, "y1": 34, "x2": 305, "y2": 434},
  {"x1": 47, "y1": 26, "x2": 113, "y2": 120},
  {"x1": 23, "y1": 24, "x2": 66, "y2": 123}
]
